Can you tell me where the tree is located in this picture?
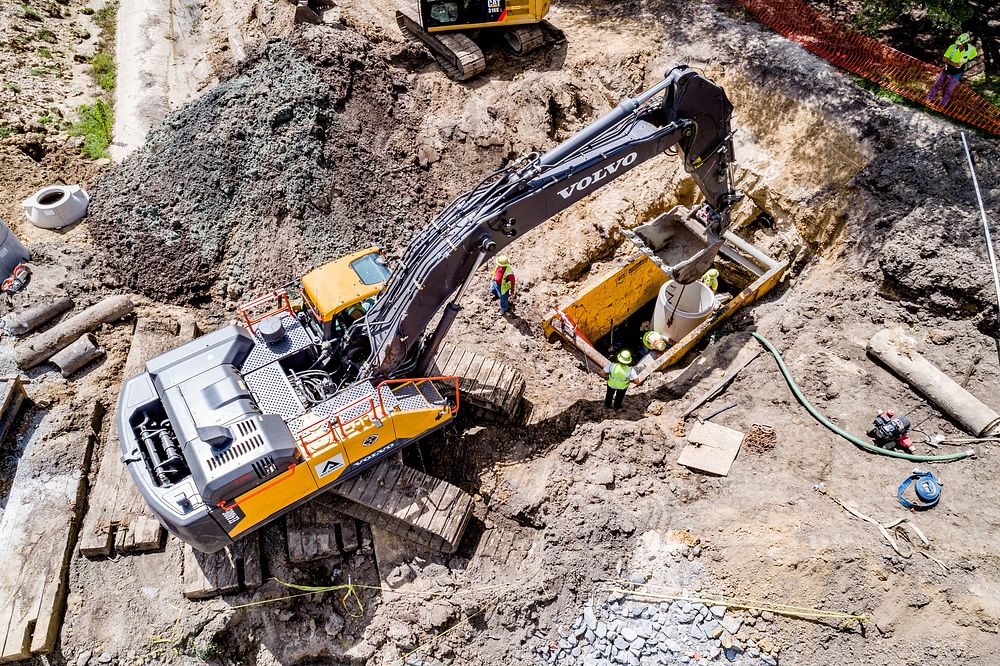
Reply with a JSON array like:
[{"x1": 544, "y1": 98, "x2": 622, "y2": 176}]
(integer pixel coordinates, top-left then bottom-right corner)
[{"x1": 856, "y1": 0, "x2": 999, "y2": 80}]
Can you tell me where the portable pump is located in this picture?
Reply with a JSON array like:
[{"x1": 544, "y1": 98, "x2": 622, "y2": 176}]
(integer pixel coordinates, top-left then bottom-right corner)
[{"x1": 868, "y1": 411, "x2": 913, "y2": 451}]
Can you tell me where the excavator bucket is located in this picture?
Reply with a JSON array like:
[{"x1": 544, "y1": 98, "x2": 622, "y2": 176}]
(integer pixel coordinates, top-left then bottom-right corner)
[{"x1": 624, "y1": 206, "x2": 724, "y2": 285}]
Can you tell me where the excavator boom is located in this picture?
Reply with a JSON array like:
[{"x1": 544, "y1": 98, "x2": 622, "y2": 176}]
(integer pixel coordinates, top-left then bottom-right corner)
[{"x1": 352, "y1": 65, "x2": 738, "y2": 377}]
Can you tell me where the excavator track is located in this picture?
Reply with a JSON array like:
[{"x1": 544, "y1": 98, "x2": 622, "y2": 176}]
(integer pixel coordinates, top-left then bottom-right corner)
[
  {"x1": 504, "y1": 25, "x2": 545, "y2": 55},
  {"x1": 329, "y1": 455, "x2": 473, "y2": 553},
  {"x1": 431, "y1": 343, "x2": 526, "y2": 421},
  {"x1": 396, "y1": 7, "x2": 486, "y2": 81}
]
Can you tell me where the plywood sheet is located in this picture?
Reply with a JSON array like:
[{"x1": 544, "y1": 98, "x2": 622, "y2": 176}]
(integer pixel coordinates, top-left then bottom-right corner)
[{"x1": 677, "y1": 421, "x2": 744, "y2": 476}]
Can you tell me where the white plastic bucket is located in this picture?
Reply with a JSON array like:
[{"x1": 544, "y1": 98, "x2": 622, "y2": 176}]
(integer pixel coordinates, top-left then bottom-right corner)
[
  {"x1": 652, "y1": 280, "x2": 714, "y2": 343},
  {"x1": 22, "y1": 185, "x2": 90, "y2": 229}
]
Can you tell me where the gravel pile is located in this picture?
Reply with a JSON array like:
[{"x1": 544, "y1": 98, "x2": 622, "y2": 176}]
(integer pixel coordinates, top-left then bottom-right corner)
[
  {"x1": 536, "y1": 589, "x2": 778, "y2": 666},
  {"x1": 88, "y1": 26, "x2": 436, "y2": 304}
]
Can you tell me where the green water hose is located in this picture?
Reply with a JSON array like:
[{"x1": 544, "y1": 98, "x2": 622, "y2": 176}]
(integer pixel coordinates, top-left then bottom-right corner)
[{"x1": 751, "y1": 332, "x2": 976, "y2": 463}]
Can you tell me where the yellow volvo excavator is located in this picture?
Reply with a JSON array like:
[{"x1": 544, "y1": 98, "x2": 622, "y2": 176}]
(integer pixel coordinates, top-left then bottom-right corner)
[
  {"x1": 119, "y1": 66, "x2": 742, "y2": 554},
  {"x1": 397, "y1": 0, "x2": 557, "y2": 80}
]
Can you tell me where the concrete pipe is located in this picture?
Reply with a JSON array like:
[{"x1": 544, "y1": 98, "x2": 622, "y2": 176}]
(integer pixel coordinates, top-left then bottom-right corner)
[
  {"x1": 51, "y1": 333, "x2": 104, "y2": 377},
  {"x1": 14, "y1": 294, "x2": 134, "y2": 369},
  {"x1": 0, "y1": 217, "x2": 30, "y2": 280},
  {"x1": 21, "y1": 185, "x2": 89, "y2": 229},
  {"x1": 2, "y1": 297, "x2": 75, "y2": 336},
  {"x1": 867, "y1": 328, "x2": 1000, "y2": 437}
]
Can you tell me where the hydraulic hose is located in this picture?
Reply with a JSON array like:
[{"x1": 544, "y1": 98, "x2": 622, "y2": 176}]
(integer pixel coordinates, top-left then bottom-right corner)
[{"x1": 750, "y1": 332, "x2": 975, "y2": 463}]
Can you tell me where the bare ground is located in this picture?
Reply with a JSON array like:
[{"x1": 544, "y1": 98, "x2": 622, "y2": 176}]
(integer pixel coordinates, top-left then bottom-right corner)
[{"x1": 1, "y1": 0, "x2": 1000, "y2": 665}]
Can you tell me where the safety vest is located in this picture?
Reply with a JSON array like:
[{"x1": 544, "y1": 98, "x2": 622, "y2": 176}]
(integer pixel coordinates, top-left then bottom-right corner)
[
  {"x1": 945, "y1": 43, "x2": 977, "y2": 67},
  {"x1": 607, "y1": 363, "x2": 631, "y2": 389},
  {"x1": 495, "y1": 265, "x2": 514, "y2": 294},
  {"x1": 642, "y1": 331, "x2": 659, "y2": 350}
]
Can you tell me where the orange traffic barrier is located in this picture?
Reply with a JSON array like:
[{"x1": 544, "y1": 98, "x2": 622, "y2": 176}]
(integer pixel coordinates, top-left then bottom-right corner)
[{"x1": 735, "y1": 0, "x2": 1000, "y2": 136}]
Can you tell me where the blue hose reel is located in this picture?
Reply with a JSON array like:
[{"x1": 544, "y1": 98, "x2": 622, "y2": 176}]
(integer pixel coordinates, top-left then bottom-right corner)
[{"x1": 898, "y1": 470, "x2": 942, "y2": 510}]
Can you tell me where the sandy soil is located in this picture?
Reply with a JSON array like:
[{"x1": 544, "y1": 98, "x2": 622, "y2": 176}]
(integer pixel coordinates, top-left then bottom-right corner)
[{"x1": 1, "y1": 0, "x2": 1000, "y2": 665}]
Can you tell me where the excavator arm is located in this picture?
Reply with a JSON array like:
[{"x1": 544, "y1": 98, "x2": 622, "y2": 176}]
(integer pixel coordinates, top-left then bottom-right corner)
[{"x1": 351, "y1": 65, "x2": 740, "y2": 377}]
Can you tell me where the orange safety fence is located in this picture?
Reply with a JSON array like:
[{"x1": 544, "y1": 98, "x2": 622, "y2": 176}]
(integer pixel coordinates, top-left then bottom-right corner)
[{"x1": 734, "y1": 0, "x2": 1000, "y2": 137}]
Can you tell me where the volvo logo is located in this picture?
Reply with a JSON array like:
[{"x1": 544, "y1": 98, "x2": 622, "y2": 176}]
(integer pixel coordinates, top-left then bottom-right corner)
[
  {"x1": 557, "y1": 152, "x2": 638, "y2": 200},
  {"x1": 362, "y1": 434, "x2": 379, "y2": 447}
]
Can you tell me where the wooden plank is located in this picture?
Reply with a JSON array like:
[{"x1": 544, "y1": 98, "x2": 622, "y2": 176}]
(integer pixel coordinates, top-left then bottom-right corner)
[
  {"x1": 182, "y1": 533, "x2": 261, "y2": 600},
  {"x1": 285, "y1": 496, "x2": 355, "y2": 564},
  {"x1": 0, "y1": 406, "x2": 98, "y2": 662},
  {"x1": 79, "y1": 316, "x2": 194, "y2": 557},
  {"x1": 678, "y1": 421, "x2": 745, "y2": 476},
  {"x1": 0, "y1": 379, "x2": 26, "y2": 449},
  {"x1": 183, "y1": 545, "x2": 239, "y2": 600}
]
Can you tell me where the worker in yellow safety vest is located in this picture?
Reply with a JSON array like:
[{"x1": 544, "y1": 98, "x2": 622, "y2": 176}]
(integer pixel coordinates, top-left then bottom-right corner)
[
  {"x1": 642, "y1": 330, "x2": 668, "y2": 353},
  {"x1": 603, "y1": 349, "x2": 641, "y2": 409},
  {"x1": 490, "y1": 255, "x2": 516, "y2": 315},
  {"x1": 927, "y1": 33, "x2": 979, "y2": 108},
  {"x1": 702, "y1": 269, "x2": 719, "y2": 292}
]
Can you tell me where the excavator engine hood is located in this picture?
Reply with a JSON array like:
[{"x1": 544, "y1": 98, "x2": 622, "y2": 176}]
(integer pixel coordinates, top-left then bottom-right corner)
[{"x1": 118, "y1": 325, "x2": 299, "y2": 553}]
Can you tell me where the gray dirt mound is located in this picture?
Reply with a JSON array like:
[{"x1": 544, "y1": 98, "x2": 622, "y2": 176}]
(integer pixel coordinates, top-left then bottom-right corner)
[{"x1": 89, "y1": 26, "x2": 434, "y2": 304}]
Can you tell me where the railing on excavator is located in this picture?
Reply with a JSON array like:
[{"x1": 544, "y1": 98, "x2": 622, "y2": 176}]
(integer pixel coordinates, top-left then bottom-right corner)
[{"x1": 295, "y1": 376, "x2": 461, "y2": 457}]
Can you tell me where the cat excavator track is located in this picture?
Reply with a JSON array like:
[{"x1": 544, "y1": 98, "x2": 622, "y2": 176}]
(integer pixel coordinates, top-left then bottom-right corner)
[{"x1": 397, "y1": 6, "x2": 487, "y2": 81}]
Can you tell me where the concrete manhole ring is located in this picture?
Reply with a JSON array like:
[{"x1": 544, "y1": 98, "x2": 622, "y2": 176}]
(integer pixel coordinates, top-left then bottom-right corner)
[{"x1": 22, "y1": 184, "x2": 90, "y2": 229}]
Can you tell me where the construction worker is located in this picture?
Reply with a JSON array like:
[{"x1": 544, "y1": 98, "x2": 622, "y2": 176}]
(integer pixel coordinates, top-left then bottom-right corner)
[
  {"x1": 642, "y1": 330, "x2": 667, "y2": 353},
  {"x1": 927, "y1": 33, "x2": 978, "y2": 108},
  {"x1": 603, "y1": 349, "x2": 640, "y2": 409},
  {"x1": 702, "y1": 268, "x2": 719, "y2": 292},
  {"x1": 490, "y1": 255, "x2": 516, "y2": 315}
]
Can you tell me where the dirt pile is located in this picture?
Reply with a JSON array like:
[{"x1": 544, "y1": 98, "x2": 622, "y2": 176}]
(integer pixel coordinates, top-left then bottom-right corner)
[{"x1": 88, "y1": 26, "x2": 438, "y2": 304}]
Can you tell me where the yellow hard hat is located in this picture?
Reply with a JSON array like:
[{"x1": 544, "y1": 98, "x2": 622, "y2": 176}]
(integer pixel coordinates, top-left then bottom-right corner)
[
  {"x1": 496, "y1": 255, "x2": 511, "y2": 267},
  {"x1": 617, "y1": 349, "x2": 632, "y2": 364},
  {"x1": 957, "y1": 33, "x2": 971, "y2": 45}
]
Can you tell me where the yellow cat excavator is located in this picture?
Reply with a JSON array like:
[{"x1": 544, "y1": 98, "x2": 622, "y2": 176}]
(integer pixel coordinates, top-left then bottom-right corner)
[
  {"x1": 118, "y1": 66, "x2": 741, "y2": 554},
  {"x1": 396, "y1": 0, "x2": 559, "y2": 80}
]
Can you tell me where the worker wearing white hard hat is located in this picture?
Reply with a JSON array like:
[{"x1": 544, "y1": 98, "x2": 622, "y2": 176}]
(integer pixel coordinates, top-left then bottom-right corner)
[{"x1": 490, "y1": 255, "x2": 516, "y2": 315}]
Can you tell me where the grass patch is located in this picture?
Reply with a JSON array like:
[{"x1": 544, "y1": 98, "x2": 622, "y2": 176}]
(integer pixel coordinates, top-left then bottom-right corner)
[
  {"x1": 37, "y1": 115, "x2": 51, "y2": 124},
  {"x1": 35, "y1": 28, "x2": 56, "y2": 43},
  {"x1": 28, "y1": 67, "x2": 46, "y2": 76},
  {"x1": 21, "y1": 3, "x2": 43, "y2": 21},
  {"x1": 90, "y1": 50, "x2": 115, "y2": 90},
  {"x1": 193, "y1": 642, "x2": 221, "y2": 660},
  {"x1": 848, "y1": 74, "x2": 915, "y2": 107},
  {"x1": 0, "y1": 125, "x2": 12, "y2": 140},
  {"x1": 81, "y1": 6, "x2": 94, "y2": 14},
  {"x1": 6, "y1": 82, "x2": 21, "y2": 93},
  {"x1": 967, "y1": 75, "x2": 1000, "y2": 108},
  {"x1": 69, "y1": 100, "x2": 113, "y2": 159},
  {"x1": 94, "y1": 1, "x2": 118, "y2": 41},
  {"x1": 37, "y1": 46, "x2": 52, "y2": 58}
]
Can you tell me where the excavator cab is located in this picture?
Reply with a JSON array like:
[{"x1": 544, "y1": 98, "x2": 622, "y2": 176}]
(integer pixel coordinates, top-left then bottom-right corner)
[
  {"x1": 297, "y1": 248, "x2": 390, "y2": 341},
  {"x1": 419, "y1": 0, "x2": 550, "y2": 31}
]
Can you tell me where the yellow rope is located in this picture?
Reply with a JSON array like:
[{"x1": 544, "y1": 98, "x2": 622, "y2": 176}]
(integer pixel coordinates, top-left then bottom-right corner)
[{"x1": 598, "y1": 580, "x2": 866, "y2": 626}]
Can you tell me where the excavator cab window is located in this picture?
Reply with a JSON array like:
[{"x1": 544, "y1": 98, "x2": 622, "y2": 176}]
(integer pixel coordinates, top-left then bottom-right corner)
[
  {"x1": 422, "y1": 0, "x2": 506, "y2": 27},
  {"x1": 350, "y1": 253, "x2": 391, "y2": 285}
]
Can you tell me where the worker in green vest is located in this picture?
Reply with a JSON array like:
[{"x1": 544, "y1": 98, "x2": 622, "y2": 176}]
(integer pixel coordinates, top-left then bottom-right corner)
[
  {"x1": 927, "y1": 33, "x2": 979, "y2": 108},
  {"x1": 642, "y1": 330, "x2": 667, "y2": 354},
  {"x1": 490, "y1": 255, "x2": 516, "y2": 315},
  {"x1": 603, "y1": 349, "x2": 640, "y2": 409},
  {"x1": 702, "y1": 268, "x2": 719, "y2": 292}
]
